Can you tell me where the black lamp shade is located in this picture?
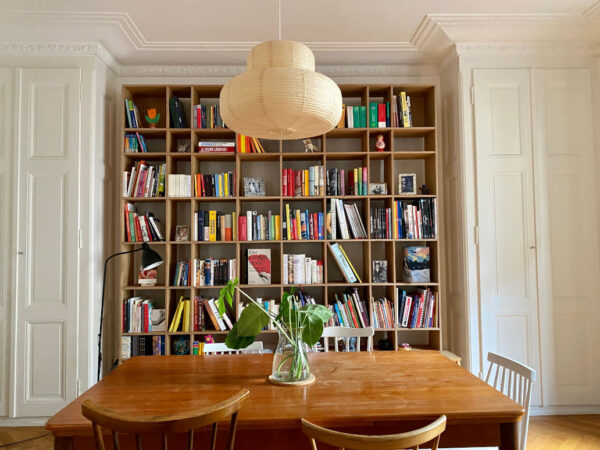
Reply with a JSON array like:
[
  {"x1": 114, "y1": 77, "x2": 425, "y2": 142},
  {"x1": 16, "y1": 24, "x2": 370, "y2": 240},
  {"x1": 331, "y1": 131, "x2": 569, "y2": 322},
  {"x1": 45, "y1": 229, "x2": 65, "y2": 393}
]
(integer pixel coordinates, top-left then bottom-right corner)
[{"x1": 141, "y1": 243, "x2": 163, "y2": 270}]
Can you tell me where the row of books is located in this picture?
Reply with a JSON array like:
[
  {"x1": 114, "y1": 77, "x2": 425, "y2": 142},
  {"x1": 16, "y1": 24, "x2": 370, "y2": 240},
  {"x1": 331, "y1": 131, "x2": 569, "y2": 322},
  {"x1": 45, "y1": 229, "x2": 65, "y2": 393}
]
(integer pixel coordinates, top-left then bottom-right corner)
[
  {"x1": 124, "y1": 204, "x2": 166, "y2": 242},
  {"x1": 124, "y1": 132, "x2": 148, "y2": 153},
  {"x1": 327, "y1": 167, "x2": 368, "y2": 196},
  {"x1": 336, "y1": 92, "x2": 413, "y2": 129},
  {"x1": 239, "y1": 211, "x2": 282, "y2": 241},
  {"x1": 327, "y1": 199, "x2": 368, "y2": 240},
  {"x1": 237, "y1": 134, "x2": 265, "y2": 153},
  {"x1": 193, "y1": 104, "x2": 225, "y2": 129},
  {"x1": 123, "y1": 161, "x2": 166, "y2": 198},
  {"x1": 124, "y1": 98, "x2": 142, "y2": 128},
  {"x1": 121, "y1": 335, "x2": 165, "y2": 359},
  {"x1": 327, "y1": 290, "x2": 369, "y2": 328},
  {"x1": 329, "y1": 243, "x2": 362, "y2": 283},
  {"x1": 283, "y1": 205, "x2": 324, "y2": 241},
  {"x1": 192, "y1": 258, "x2": 237, "y2": 287},
  {"x1": 192, "y1": 296, "x2": 234, "y2": 332},
  {"x1": 398, "y1": 288, "x2": 437, "y2": 329},
  {"x1": 122, "y1": 298, "x2": 158, "y2": 333},
  {"x1": 282, "y1": 166, "x2": 324, "y2": 197},
  {"x1": 167, "y1": 174, "x2": 192, "y2": 197},
  {"x1": 282, "y1": 254, "x2": 324, "y2": 285},
  {"x1": 195, "y1": 211, "x2": 236, "y2": 241},
  {"x1": 372, "y1": 297, "x2": 394, "y2": 328},
  {"x1": 170, "y1": 96, "x2": 188, "y2": 128},
  {"x1": 370, "y1": 199, "x2": 437, "y2": 239},
  {"x1": 198, "y1": 141, "x2": 235, "y2": 153},
  {"x1": 194, "y1": 171, "x2": 236, "y2": 197}
]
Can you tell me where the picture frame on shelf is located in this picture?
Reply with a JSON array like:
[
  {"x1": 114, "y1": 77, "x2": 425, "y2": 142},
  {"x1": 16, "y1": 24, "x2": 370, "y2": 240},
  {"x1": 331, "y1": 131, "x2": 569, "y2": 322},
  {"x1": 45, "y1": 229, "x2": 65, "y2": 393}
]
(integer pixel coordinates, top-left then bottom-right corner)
[
  {"x1": 398, "y1": 173, "x2": 417, "y2": 195},
  {"x1": 369, "y1": 183, "x2": 388, "y2": 195},
  {"x1": 175, "y1": 225, "x2": 189, "y2": 241},
  {"x1": 243, "y1": 177, "x2": 266, "y2": 197}
]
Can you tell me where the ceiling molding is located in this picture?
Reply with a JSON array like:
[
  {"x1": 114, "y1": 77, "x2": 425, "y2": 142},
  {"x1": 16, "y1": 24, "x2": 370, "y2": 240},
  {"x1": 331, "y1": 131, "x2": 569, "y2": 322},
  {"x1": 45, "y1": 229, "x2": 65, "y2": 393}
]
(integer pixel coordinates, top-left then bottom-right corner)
[
  {"x1": 426, "y1": 12, "x2": 584, "y2": 27},
  {"x1": 454, "y1": 41, "x2": 600, "y2": 56},
  {"x1": 583, "y1": 1, "x2": 600, "y2": 20}
]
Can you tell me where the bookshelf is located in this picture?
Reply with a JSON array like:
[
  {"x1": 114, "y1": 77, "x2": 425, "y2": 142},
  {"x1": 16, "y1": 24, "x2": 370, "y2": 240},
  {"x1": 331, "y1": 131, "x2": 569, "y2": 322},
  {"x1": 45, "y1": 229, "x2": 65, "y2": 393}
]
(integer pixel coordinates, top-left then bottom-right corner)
[{"x1": 119, "y1": 84, "x2": 441, "y2": 358}]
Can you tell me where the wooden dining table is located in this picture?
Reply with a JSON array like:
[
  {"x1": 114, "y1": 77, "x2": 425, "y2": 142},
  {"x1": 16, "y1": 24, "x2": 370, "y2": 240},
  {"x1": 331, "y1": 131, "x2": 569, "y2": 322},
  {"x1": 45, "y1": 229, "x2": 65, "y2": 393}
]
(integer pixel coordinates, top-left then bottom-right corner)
[{"x1": 46, "y1": 351, "x2": 523, "y2": 449}]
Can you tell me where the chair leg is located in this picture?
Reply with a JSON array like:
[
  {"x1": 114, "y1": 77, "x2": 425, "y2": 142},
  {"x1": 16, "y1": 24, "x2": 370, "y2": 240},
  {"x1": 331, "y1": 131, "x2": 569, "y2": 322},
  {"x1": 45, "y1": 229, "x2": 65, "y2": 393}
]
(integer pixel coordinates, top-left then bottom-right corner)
[
  {"x1": 210, "y1": 422, "x2": 218, "y2": 450},
  {"x1": 227, "y1": 412, "x2": 239, "y2": 450}
]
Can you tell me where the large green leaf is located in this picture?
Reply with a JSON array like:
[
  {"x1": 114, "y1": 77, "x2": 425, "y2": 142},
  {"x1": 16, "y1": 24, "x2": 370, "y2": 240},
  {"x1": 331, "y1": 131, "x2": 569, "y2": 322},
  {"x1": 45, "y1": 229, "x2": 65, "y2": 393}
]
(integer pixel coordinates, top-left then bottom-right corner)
[
  {"x1": 302, "y1": 315, "x2": 324, "y2": 346},
  {"x1": 235, "y1": 302, "x2": 270, "y2": 337},
  {"x1": 225, "y1": 324, "x2": 257, "y2": 349},
  {"x1": 302, "y1": 304, "x2": 334, "y2": 323},
  {"x1": 216, "y1": 278, "x2": 238, "y2": 315}
]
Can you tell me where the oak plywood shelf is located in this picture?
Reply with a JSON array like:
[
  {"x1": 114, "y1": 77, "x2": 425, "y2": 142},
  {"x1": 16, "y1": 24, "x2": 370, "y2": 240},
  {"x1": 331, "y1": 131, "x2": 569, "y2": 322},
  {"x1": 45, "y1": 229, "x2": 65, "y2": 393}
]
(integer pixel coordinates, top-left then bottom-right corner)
[{"x1": 119, "y1": 83, "x2": 442, "y2": 356}]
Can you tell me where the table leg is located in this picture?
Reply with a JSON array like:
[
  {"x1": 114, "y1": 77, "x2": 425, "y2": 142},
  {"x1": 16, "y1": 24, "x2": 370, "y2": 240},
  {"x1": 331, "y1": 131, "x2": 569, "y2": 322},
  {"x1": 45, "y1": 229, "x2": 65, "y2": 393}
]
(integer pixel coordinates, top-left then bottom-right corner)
[
  {"x1": 54, "y1": 436, "x2": 73, "y2": 450},
  {"x1": 499, "y1": 422, "x2": 519, "y2": 450}
]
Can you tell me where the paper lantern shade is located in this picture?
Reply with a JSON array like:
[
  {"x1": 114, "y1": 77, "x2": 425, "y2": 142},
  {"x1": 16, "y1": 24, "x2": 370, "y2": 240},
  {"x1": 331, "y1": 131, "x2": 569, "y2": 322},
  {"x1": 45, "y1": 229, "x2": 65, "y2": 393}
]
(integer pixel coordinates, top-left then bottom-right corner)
[{"x1": 220, "y1": 40, "x2": 342, "y2": 141}]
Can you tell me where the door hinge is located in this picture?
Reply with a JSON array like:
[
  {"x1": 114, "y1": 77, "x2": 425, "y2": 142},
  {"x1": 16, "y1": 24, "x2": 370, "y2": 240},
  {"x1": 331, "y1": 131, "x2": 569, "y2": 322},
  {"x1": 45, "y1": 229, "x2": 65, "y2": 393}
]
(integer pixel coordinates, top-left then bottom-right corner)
[
  {"x1": 78, "y1": 229, "x2": 83, "y2": 249},
  {"x1": 470, "y1": 86, "x2": 475, "y2": 105},
  {"x1": 474, "y1": 225, "x2": 479, "y2": 246}
]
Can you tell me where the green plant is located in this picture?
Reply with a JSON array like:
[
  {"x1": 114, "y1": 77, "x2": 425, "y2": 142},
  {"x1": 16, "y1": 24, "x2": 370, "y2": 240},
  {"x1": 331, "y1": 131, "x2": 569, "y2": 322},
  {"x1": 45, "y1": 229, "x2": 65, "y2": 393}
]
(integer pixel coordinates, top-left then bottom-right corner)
[{"x1": 216, "y1": 278, "x2": 333, "y2": 380}]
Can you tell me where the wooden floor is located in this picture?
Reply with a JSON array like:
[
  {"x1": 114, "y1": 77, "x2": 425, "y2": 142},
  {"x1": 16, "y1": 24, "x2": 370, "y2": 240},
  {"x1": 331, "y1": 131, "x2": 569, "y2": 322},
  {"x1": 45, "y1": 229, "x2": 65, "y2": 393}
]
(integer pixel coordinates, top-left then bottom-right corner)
[{"x1": 0, "y1": 415, "x2": 598, "y2": 449}]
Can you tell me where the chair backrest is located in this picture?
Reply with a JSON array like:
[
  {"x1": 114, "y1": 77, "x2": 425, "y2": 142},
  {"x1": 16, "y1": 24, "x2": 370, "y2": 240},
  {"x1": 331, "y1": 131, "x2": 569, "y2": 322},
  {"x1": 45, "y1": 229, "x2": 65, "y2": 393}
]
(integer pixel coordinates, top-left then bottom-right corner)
[
  {"x1": 485, "y1": 352, "x2": 536, "y2": 450},
  {"x1": 203, "y1": 341, "x2": 264, "y2": 355},
  {"x1": 321, "y1": 326, "x2": 374, "y2": 352},
  {"x1": 81, "y1": 388, "x2": 249, "y2": 450},
  {"x1": 301, "y1": 415, "x2": 446, "y2": 450}
]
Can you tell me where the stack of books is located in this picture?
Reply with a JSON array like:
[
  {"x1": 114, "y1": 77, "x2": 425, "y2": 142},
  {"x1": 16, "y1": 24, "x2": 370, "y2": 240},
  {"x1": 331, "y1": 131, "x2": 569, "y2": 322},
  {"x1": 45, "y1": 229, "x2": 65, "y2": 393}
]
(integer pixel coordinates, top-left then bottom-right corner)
[
  {"x1": 193, "y1": 296, "x2": 233, "y2": 331},
  {"x1": 194, "y1": 171, "x2": 235, "y2": 197},
  {"x1": 192, "y1": 258, "x2": 237, "y2": 287},
  {"x1": 123, "y1": 161, "x2": 166, "y2": 198},
  {"x1": 372, "y1": 297, "x2": 394, "y2": 328},
  {"x1": 282, "y1": 166, "x2": 324, "y2": 197},
  {"x1": 193, "y1": 104, "x2": 225, "y2": 128},
  {"x1": 121, "y1": 335, "x2": 165, "y2": 359},
  {"x1": 237, "y1": 134, "x2": 265, "y2": 153},
  {"x1": 122, "y1": 297, "x2": 153, "y2": 333},
  {"x1": 124, "y1": 132, "x2": 148, "y2": 153},
  {"x1": 282, "y1": 205, "x2": 324, "y2": 241},
  {"x1": 124, "y1": 98, "x2": 142, "y2": 128},
  {"x1": 239, "y1": 210, "x2": 281, "y2": 241},
  {"x1": 169, "y1": 296, "x2": 191, "y2": 332},
  {"x1": 194, "y1": 210, "x2": 236, "y2": 241},
  {"x1": 173, "y1": 261, "x2": 190, "y2": 287},
  {"x1": 123, "y1": 204, "x2": 165, "y2": 242},
  {"x1": 326, "y1": 199, "x2": 367, "y2": 240},
  {"x1": 167, "y1": 174, "x2": 192, "y2": 197},
  {"x1": 370, "y1": 199, "x2": 437, "y2": 239},
  {"x1": 397, "y1": 288, "x2": 437, "y2": 329},
  {"x1": 283, "y1": 254, "x2": 324, "y2": 285},
  {"x1": 327, "y1": 289, "x2": 369, "y2": 327},
  {"x1": 197, "y1": 141, "x2": 235, "y2": 153}
]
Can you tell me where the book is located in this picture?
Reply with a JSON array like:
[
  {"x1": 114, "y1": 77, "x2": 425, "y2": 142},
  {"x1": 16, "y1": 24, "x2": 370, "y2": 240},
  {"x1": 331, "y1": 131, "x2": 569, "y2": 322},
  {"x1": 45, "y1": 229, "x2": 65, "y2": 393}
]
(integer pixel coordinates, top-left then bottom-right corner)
[
  {"x1": 247, "y1": 249, "x2": 271, "y2": 284},
  {"x1": 402, "y1": 247, "x2": 430, "y2": 283},
  {"x1": 328, "y1": 243, "x2": 358, "y2": 283},
  {"x1": 151, "y1": 309, "x2": 166, "y2": 332}
]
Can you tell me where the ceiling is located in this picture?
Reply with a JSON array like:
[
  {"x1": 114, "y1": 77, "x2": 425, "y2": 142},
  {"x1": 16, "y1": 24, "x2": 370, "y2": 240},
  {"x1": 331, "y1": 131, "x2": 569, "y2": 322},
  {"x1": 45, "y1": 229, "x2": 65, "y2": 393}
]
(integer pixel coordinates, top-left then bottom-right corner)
[{"x1": 0, "y1": 0, "x2": 599, "y2": 66}]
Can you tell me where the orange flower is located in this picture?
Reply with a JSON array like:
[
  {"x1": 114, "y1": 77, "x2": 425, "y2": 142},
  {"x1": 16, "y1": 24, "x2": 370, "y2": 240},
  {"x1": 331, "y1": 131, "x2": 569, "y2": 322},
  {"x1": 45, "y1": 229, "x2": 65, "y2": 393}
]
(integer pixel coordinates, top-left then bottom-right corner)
[{"x1": 147, "y1": 108, "x2": 157, "y2": 119}]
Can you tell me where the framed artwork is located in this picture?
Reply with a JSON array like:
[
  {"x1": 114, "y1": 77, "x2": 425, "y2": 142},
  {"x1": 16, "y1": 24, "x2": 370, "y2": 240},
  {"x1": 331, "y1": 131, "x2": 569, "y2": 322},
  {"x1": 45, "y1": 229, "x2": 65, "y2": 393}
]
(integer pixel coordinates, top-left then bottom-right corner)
[
  {"x1": 175, "y1": 225, "x2": 189, "y2": 241},
  {"x1": 368, "y1": 183, "x2": 388, "y2": 195},
  {"x1": 243, "y1": 177, "x2": 266, "y2": 197},
  {"x1": 398, "y1": 173, "x2": 417, "y2": 195}
]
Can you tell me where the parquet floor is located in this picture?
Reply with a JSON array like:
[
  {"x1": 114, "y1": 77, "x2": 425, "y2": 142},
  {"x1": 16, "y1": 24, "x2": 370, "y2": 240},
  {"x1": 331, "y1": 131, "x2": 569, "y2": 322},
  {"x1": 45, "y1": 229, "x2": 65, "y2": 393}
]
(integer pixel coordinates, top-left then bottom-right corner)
[{"x1": 0, "y1": 415, "x2": 598, "y2": 449}]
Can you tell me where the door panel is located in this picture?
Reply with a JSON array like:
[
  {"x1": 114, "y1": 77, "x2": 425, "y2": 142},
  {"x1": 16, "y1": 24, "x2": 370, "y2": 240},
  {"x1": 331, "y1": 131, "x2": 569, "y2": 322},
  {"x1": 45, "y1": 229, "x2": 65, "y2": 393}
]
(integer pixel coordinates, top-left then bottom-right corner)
[
  {"x1": 532, "y1": 69, "x2": 600, "y2": 405},
  {"x1": 14, "y1": 68, "x2": 81, "y2": 416},
  {"x1": 473, "y1": 69, "x2": 541, "y2": 405}
]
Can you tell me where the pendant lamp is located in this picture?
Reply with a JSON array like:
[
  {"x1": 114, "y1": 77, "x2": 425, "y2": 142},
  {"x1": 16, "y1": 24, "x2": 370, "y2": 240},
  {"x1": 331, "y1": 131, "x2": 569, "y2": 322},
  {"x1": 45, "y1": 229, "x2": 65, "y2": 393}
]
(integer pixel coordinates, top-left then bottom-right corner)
[{"x1": 220, "y1": 40, "x2": 342, "y2": 140}]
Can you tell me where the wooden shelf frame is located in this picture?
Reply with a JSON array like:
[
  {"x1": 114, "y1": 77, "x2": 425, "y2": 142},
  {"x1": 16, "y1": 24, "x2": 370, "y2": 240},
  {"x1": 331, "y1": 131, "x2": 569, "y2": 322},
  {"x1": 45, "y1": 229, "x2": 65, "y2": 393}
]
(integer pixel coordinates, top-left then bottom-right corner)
[{"x1": 119, "y1": 84, "x2": 441, "y2": 355}]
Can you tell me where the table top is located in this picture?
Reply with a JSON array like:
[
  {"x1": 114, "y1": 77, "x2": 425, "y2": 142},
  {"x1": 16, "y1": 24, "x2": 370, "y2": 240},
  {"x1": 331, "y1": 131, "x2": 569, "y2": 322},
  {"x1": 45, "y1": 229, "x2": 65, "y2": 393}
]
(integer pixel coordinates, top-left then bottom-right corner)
[{"x1": 46, "y1": 351, "x2": 523, "y2": 436}]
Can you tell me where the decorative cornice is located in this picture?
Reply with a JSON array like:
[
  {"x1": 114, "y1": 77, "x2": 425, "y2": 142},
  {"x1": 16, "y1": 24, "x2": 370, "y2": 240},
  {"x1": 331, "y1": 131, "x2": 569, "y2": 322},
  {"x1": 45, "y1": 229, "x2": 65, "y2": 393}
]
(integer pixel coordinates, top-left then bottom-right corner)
[
  {"x1": 117, "y1": 65, "x2": 244, "y2": 77},
  {"x1": 427, "y1": 12, "x2": 584, "y2": 27},
  {"x1": 455, "y1": 41, "x2": 600, "y2": 56},
  {"x1": 583, "y1": 1, "x2": 600, "y2": 21}
]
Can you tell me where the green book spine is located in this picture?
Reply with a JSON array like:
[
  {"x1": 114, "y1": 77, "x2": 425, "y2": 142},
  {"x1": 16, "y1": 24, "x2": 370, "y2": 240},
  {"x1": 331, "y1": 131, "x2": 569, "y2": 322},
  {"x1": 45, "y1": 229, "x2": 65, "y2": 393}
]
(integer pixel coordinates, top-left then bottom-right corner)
[
  {"x1": 386, "y1": 102, "x2": 390, "y2": 127},
  {"x1": 360, "y1": 106, "x2": 367, "y2": 128},
  {"x1": 353, "y1": 107, "x2": 360, "y2": 129},
  {"x1": 369, "y1": 103, "x2": 378, "y2": 128}
]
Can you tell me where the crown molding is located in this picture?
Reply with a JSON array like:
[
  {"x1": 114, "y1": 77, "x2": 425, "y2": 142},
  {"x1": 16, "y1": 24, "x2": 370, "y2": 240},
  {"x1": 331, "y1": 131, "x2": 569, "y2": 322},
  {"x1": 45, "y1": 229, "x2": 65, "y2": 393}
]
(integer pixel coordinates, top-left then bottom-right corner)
[
  {"x1": 117, "y1": 65, "x2": 244, "y2": 77},
  {"x1": 583, "y1": 1, "x2": 600, "y2": 21},
  {"x1": 427, "y1": 12, "x2": 584, "y2": 27},
  {"x1": 454, "y1": 41, "x2": 600, "y2": 56}
]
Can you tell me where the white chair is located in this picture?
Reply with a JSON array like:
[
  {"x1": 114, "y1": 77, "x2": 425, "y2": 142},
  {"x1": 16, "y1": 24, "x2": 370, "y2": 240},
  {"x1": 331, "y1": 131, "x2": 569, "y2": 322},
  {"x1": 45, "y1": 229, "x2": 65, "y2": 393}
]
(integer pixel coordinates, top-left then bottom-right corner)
[
  {"x1": 321, "y1": 326, "x2": 374, "y2": 352},
  {"x1": 485, "y1": 352, "x2": 536, "y2": 450},
  {"x1": 203, "y1": 341, "x2": 264, "y2": 355}
]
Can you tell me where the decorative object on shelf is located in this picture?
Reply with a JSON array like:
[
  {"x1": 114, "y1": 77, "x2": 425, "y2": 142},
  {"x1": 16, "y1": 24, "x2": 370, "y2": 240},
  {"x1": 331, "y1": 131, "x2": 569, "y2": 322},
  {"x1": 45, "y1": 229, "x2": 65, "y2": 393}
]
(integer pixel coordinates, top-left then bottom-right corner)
[
  {"x1": 137, "y1": 266, "x2": 158, "y2": 286},
  {"x1": 303, "y1": 139, "x2": 319, "y2": 153},
  {"x1": 372, "y1": 260, "x2": 388, "y2": 283},
  {"x1": 378, "y1": 338, "x2": 393, "y2": 351},
  {"x1": 205, "y1": 334, "x2": 214, "y2": 344},
  {"x1": 217, "y1": 279, "x2": 333, "y2": 385},
  {"x1": 419, "y1": 184, "x2": 431, "y2": 195},
  {"x1": 368, "y1": 183, "x2": 387, "y2": 195},
  {"x1": 247, "y1": 248, "x2": 271, "y2": 284},
  {"x1": 151, "y1": 309, "x2": 167, "y2": 332},
  {"x1": 172, "y1": 337, "x2": 190, "y2": 355},
  {"x1": 175, "y1": 225, "x2": 189, "y2": 242},
  {"x1": 99, "y1": 243, "x2": 163, "y2": 380},
  {"x1": 375, "y1": 134, "x2": 386, "y2": 152},
  {"x1": 398, "y1": 173, "x2": 417, "y2": 195},
  {"x1": 403, "y1": 247, "x2": 431, "y2": 283},
  {"x1": 145, "y1": 108, "x2": 160, "y2": 128},
  {"x1": 177, "y1": 142, "x2": 191, "y2": 153},
  {"x1": 220, "y1": 40, "x2": 342, "y2": 140},
  {"x1": 400, "y1": 342, "x2": 412, "y2": 351},
  {"x1": 243, "y1": 177, "x2": 266, "y2": 197}
]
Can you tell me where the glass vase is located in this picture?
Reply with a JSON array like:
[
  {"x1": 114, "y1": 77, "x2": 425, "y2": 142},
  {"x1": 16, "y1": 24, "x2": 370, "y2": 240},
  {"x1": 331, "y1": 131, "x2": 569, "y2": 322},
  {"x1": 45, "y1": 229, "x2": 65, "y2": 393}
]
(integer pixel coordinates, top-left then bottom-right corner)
[{"x1": 272, "y1": 327, "x2": 310, "y2": 383}]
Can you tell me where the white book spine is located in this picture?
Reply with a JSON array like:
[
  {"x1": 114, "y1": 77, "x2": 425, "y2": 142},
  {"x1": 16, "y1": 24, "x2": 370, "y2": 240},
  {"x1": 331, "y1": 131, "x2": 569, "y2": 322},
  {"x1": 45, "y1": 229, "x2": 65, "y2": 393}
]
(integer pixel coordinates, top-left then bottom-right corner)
[
  {"x1": 246, "y1": 211, "x2": 252, "y2": 242},
  {"x1": 305, "y1": 257, "x2": 312, "y2": 284},
  {"x1": 283, "y1": 254, "x2": 288, "y2": 285}
]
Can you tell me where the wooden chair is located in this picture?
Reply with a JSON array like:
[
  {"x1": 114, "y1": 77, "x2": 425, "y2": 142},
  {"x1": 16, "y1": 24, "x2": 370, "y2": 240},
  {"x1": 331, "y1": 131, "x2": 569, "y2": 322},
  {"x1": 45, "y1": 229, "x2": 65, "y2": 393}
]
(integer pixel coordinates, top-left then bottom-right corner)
[
  {"x1": 485, "y1": 352, "x2": 536, "y2": 450},
  {"x1": 203, "y1": 341, "x2": 263, "y2": 355},
  {"x1": 301, "y1": 415, "x2": 446, "y2": 450},
  {"x1": 81, "y1": 388, "x2": 249, "y2": 450},
  {"x1": 321, "y1": 326, "x2": 374, "y2": 352}
]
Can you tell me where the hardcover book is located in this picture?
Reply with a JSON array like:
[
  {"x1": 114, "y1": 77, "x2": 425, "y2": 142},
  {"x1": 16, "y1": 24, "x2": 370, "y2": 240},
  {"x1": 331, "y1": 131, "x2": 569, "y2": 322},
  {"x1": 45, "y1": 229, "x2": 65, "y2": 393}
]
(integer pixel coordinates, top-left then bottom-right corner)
[{"x1": 247, "y1": 249, "x2": 271, "y2": 284}]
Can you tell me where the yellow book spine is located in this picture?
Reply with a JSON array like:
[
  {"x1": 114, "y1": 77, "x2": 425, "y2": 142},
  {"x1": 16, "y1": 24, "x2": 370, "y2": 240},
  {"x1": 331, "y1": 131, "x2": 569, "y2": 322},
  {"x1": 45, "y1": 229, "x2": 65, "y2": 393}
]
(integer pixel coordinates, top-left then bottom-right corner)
[
  {"x1": 209, "y1": 210, "x2": 217, "y2": 241},
  {"x1": 295, "y1": 209, "x2": 301, "y2": 240},
  {"x1": 339, "y1": 244, "x2": 362, "y2": 283},
  {"x1": 392, "y1": 201, "x2": 398, "y2": 239},
  {"x1": 400, "y1": 92, "x2": 410, "y2": 127},
  {"x1": 199, "y1": 342, "x2": 204, "y2": 355},
  {"x1": 168, "y1": 300, "x2": 182, "y2": 332},
  {"x1": 286, "y1": 204, "x2": 291, "y2": 240},
  {"x1": 241, "y1": 135, "x2": 246, "y2": 153},
  {"x1": 183, "y1": 300, "x2": 190, "y2": 332},
  {"x1": 304, "y1": 170, "x2": 309, "y2": 196},
  {"x1": 224, "y1": 172, "x2": 229, "y2": 197},
  {"x1": 354, "y1": 168, "x2": 359, "y2": 195},
  {"x1": 171, "y1": 297, "x2": 185, "y2": 332},
  {"x1": 232, "y1": 212, "x2": 237, "y2": 240},
  {"x1": 275, "y1": 215, "x2": 281, "y2": 240}
]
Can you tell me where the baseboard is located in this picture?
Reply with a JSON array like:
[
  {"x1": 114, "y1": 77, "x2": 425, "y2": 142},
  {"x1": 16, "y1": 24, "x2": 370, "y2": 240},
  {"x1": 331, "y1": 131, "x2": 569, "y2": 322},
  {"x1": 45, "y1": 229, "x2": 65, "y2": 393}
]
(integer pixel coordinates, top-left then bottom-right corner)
[
  {"x1": 0, "y1": 417, "x2": 49, "y2": 426},
  {"x1": 531, "y1": 405, "x2": 600, "y2": 415}
]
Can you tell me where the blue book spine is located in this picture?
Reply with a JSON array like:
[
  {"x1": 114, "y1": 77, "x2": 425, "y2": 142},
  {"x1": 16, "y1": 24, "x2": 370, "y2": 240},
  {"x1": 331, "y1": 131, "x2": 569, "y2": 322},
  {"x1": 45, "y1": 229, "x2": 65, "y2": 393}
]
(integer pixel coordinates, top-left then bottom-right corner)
[
  {"x1": 334, "y1": 302, "x2": 343, "y2": 326},
  {"x1": 318, "y1": 212, "x2": 324, "y2": 240}
]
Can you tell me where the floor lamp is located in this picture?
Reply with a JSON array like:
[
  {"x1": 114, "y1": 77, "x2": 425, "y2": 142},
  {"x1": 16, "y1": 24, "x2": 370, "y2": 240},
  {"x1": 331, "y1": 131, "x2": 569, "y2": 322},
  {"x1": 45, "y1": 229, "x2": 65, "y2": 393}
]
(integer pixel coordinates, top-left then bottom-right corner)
[{"x1": 98, "y1": 243, "x2": 163, "y2": 381}]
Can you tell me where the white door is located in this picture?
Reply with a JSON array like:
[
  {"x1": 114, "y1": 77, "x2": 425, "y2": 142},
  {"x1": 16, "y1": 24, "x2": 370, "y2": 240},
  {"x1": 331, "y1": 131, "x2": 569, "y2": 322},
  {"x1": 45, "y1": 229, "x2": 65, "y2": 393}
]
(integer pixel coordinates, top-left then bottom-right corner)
[
  {"x1": 473, "y1": 69, "x2": 542, "y2": 405},
  {"x1": 0, "y1": 68, "x2": 14, "y2": 417},
  {"x1": 532, "y1": 69, "x2": 600, "y2": 405},
  {"x1": 13, "y1": 68, "x2": 81, "y2": 416}
]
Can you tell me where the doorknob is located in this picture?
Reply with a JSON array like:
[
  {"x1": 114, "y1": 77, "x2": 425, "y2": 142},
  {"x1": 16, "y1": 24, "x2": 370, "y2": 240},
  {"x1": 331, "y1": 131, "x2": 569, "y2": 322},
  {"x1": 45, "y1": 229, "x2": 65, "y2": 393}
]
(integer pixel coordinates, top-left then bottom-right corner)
[
  {"x1": 529, "y1": 246, "x2": 535, "y2": 250},
  {"x1": 17, "y1": 251, "x2": 24, "y2": 255}
]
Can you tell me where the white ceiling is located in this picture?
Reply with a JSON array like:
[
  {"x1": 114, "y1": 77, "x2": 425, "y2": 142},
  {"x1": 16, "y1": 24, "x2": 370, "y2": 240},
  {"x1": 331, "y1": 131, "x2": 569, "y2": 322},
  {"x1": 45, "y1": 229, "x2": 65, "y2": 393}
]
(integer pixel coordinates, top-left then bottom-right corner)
[{"x1": 0, "y1": 0, "x2": 599, "y2": 66}]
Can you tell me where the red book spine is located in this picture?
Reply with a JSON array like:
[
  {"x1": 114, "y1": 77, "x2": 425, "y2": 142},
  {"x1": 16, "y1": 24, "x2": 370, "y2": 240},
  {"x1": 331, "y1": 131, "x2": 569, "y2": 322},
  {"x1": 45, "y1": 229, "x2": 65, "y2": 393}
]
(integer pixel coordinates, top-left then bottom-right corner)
[
  {"x1": 193, "y1": 298, "x2": 197, "y2": 331},
  {"x1": 282, "y1": 169, "x2": 287, "y2": 197},
  {"x1": 239, "y1": 216, "x2": 247, "y2": 241},
  {"x1": 125, "y1": 207, "x2": 131, "y2": 242},
  {"x1": 385, "y1": 208, "x2": 390, "y2": 239},
  {"x1": 294, "y1": 171, "x2": 302, "y2": 197},
  {"x1": 362, "y1": 167, "x2": 368, "y2": 195},
  {"x1": 378, "y1": 104, "x2": 385, "y2": 125},
  {"x1": 134, "y1": 216, "x2": 143, "y2": 241},
  {"x1": 291, "y1": 218, "x2": 297, "y2": 240},
  {"x1": 347, "y1": 298, "x2": 360, "y2": 328},
  {"x1": 348, "y1": 170, "x2": 354, "y2": 195},
  {"x1": 287, "y1": 170, "x2": 292, "y2": 196}
]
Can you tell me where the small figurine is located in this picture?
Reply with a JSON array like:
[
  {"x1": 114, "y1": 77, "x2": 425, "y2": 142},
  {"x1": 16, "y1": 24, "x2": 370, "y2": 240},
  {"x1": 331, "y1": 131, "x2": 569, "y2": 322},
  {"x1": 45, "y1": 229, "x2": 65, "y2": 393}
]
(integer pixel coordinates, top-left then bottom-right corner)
[
  {"x1": 145, "y1": 108, "x2": 160, "y2": 128},
  {"x1": 418, "y1": 184, "x2": 431, "y2": 195},
  {"x1": 400, "y1": 342, "x2": 412, "y2": 351},
  {"x1": 375, "y1": 134, "x2": 386, "y2": 152},
  {"x1": 204, "y1": 334, "x2": 214, "y2": 344},
  {"x1": 302, "y1": 139, "x2": 318, "y2": 153}
]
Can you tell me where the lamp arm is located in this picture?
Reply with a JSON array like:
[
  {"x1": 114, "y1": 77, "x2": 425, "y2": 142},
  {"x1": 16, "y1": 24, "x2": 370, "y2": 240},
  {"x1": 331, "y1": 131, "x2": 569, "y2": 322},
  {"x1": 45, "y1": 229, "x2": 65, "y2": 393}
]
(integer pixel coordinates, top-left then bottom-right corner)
[{"x1": 97, "y1": 246, "x2": 144, "y2": 382}]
